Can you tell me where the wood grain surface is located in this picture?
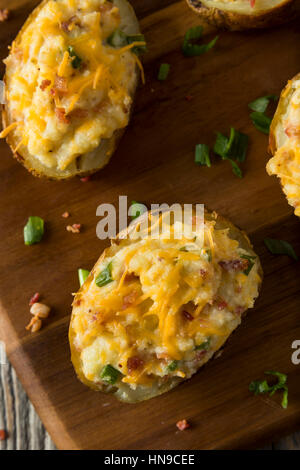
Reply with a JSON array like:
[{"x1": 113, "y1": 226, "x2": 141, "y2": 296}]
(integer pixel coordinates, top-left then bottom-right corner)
[{"x1": 0, "y1": 0, "x2": 300, "y2": 450}]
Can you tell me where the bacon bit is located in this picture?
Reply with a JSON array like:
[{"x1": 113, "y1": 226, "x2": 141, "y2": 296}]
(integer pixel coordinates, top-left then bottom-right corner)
[
  {"x1": 75, "y1": 299, "x2": 82, "y2": 306},
  {"x1": 250, "y1": 0, "x2": 256, "y2": 7},
  {"x1": 0, "y1": 430, "x2": 7, "y2": 441},
  {"x1": 219, "y1": 259, "x2": 248, "y2": 272},
  {"x1": 185, "y1": 95, "x2": 193, "y2": 102},
  {"x1": 195, "y1": 349, "x2": 207, "y2": 361},
  {"x1": 99, "y1": 3, "x2": 114, "y2": 13},
  {"x1": 93, "y1": 99, "x2": 109, "y2": 114},
  {"x1": 80, "y1": 176, "x2": 91, "y2": 182},
  {"x1": 66, "y1": 224, "x2": 81, "y2": 234},
  {"x1": 69, "y1": 108, "x2": 88, "y2": 119},
  {"x1": 235, "y1": 306, "x2": 245, "y2": 316},
  {"x1": 62, "y1": 211, "x2": 70, "y2": 218},
  {"x1": 127, "y1": 356, "x2": 144, "y2": 374},
  {"x1": 284, "y1": 125, "x2": 300, "y2": 138},
  {"x1": 29, "y1": 292, "x2": 40, "y2": 306},
  {"x1": 156, "y1": 352, "x2": 170, "y2": 360},
  {"x1": 0, "y1": 9, "x2": 9, "y2": 22},
  {"x1": 122, "y1": 290, "x2": 138, "y2": 310},
  {"x1": 199, "y1": 269, "x2": 207, "y2": 278},
  {"x1": 176, "y1": 419, "x2": 190, "y2": 431},
  {"x1": 50, "y1": 88, "x2": 56, "y2": 97},
  {"x1": 216, "y1": 299, "x2": 228, "y2": 310},
  {"x1": 61, "y1": 15, "x2": 79, "y2": 33},
  {"x1": 182, "y1": 310, "x2": 194, "y2": 321},
  {"x1": 40, "y1": 79, "x2": 51, "y2": 91},
  {"x1": 55, "y1": 107, "x2": 70, "y2": 124},
  {"x1": 54, "y1": 75, "x2": 68, "y2": 95}
]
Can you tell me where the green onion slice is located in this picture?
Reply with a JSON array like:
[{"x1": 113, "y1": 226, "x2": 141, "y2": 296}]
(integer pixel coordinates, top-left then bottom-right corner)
[
  {"x1": 24, "y1": 216, "x2": 44, "y2": 246},
  {"x1": 249, "y1": 370, "x2": 288, "y2": 409},
  {"x1": 95, "y1": 262, "x2": 113, "y2": 287},
  {"x1": 226, "y1": 128, "x2": 248, "y2": 163},
  {"x1": 248, "y1": 95, "x2": 278, "y2": 113},
  {"x1": 240, "y1": 254, "x2": 256, "y2": 275},
  {"x1": 250, "y1": 111, "x2": 272, "y2": 134},
  {"x1": 195, "y1": 144, "x2": 211, "y2": 167},
  {"x1": 167, "y1": 360, "x2": 178, "y2": 372},
  {"x1": 229, "y1": 159, "x2": 243, "y2": 178},
  {"x1": 78, "y1": 269, "x2": 90, "y2": 287},
  {"x1": 195, "y1": 338, "x2": 210, "y2": 350},
  {"x1": 67, "y1": 46, "x2": 82, "y2": 69},
  {"x1": 182, "y1": 26, "x2": 218, "y2": 57},
  {"x1": 158, "y1": 63, "x2": 170, "y2": 81},
  {"x1": 264, "y1": 238, "x2": 298, "y2": 261},
  {"x1": 100, "y1": 364, "x2": 121, "y2": 385},
  {"x1": 108, "y1": 30, "x2": 146, "y2": 54},
  {"x1": 213, "y1": 132, "x2": 228, "y2": 159}
]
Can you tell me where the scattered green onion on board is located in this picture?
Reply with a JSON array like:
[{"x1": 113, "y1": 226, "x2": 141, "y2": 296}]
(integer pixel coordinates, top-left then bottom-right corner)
[
  {"x1": 95, "y1": 262, "x2": 113, "y2": 287},
  {"x1": 24, "y1": 216, "x2": 44, "y2": 246},
  {"x1": 250, "y1": 111, "x2": 272, "y2": 135},
  {"x1": 158, "y1": 63, "x2": 170, "y2": 81},
  {"x1": 100, "y1": 364, "x2": 121, "y2": 385},
  {"x1": 213, "y1": 128, "x2": 248, "y2": 177},
  {"x1": 248, "y1": 95, "x2": 278, "y2": 113},
  {"x1": 195, "y1": 144, "x2": 211, "y2": 167},
  {"x1": 182, "y1": 26, "x2": 218, "y2": 57},
  {"x1": 78, "y1": 269, "x2": 90, "y2": 287},
  {"x1": 264, "y1": 238, "x2": 298, "y2": 261},
  {"x1": 249, "y1": 371, "x2": 288, "y2": 409}
]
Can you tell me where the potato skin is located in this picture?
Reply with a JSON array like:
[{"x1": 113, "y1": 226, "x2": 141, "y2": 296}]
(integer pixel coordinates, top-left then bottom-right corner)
[
  {"x1": 186, "y1": 0, "x2": 299, "y2": 31},
  {"x1": 2, "y1": 0, "x2": 140, "y2": 180},
  {"x1": 69, "y1": 208, "x2": 262, "y2": 403}
]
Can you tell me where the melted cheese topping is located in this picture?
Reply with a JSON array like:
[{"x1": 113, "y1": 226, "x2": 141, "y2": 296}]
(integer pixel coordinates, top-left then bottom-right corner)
[
  {"x1": 3, "y1": 0, "x2": 140, "y2": 171},
  {"x1": 267, "y1": 78, "x2": 300, "y2": 217},
  {"x1": 71, "y1": 211, "x2": 261, "y2": 391},
  {"x1": 202, "y1": 0, "x2": 286, "y2": 14}
]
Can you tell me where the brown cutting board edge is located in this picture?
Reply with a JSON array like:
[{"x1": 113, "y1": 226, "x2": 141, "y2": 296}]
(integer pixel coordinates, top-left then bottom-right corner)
[{"x1": 0, "y1": 0, "x2": 300, "y2": 450}]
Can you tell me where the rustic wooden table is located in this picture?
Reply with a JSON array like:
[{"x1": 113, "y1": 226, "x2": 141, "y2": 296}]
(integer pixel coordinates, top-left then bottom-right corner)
[{"x1": 0, "y1": 358, "x2": 299, "y2": 450}]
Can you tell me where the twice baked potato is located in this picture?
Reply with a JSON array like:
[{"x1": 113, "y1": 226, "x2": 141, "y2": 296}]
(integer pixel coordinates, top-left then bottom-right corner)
[
  {"x1": 267, "y1": 74, "x2": 300, "y2": 217},
  {"x1": 186, "y1": 0, "x2": 299, "y2": 31},
  {"x1": 69, "y1": 207, "x2": 262, "y2": 403},
  {"x1": 1, "y1": 0, "x2": 143, "y2": 179}
]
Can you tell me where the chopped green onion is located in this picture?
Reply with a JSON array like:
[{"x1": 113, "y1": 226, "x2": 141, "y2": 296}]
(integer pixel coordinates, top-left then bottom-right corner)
[
  {"x1": 78, "y1": 269, "x2": 90, "y2": 287},
  {"x1": 67, "y1": 46, "x2": 82, "y2": 69},
  {"x1": 226, "y1": 128, "x2": 249, "y2": 163},
  {"x1": 24, "y1": 216, "x2": 44, "y2": 246},
  {"x1": 264, "y1": 238, "x2": 298, "y2": 261},
  {"x1": 250, "y1": 111, "x2": 272, "y2": 134},
  {"x1": 95, "y1": 262, "x2": 113, "y2": 287},
  {"x1": 108, "y1": 30, "x2": 146, "y2": 54},
  {"x1": 100, "y1": 364, "x2": 121, "y2": 385},
  {"x1": 240, "y1": 254, "x2": 256, "y2": 275},
  {"x1": 249, "y1": 371, "x2": 288, "y2": 409},
  {"x1": 213, "y1": 132, "x2": 228, "y2": 159},
  {"x1": 195, "y1": 144, "x2": 211, "y2": 167},
  {"x1": 182, "y1": 26, "x2": 218, "y2": 57},
  {"x1": 158, "y1": 63, "x2": 170, "y2": 81},
  {"x1": 248, "y1": 95, "x2": 278, "y2": 113},
  {"x1": 129, "y1": 201, "x2": 147, "y2": 220},
  {"x1": 195, "y1": 338, "x2": 210, "y2": 350},
  {"x1": 203, "y1": 249, "x2": 212, "y2": 262},
  {"x1": 229, "y1": 159, "x2": 243, "y2": 178},
  {"x1": 167, "y1": 360, "x2": 178, "y2": 372}
]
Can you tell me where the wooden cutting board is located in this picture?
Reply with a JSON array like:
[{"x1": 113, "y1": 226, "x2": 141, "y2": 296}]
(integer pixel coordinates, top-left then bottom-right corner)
[{"x1": 0, "y1": 0, "x2": 300, "y2": 450}]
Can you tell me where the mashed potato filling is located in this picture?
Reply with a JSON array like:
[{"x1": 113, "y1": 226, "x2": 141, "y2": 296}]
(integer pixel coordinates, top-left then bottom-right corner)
[
  {"x1": 267, "y1": 78, "x2": 300, "y2": 217},
  {"x1": 71, "y1": 212, "x2": 261, "y2": 390},
  {"x1": 3, "y1": 0, "x2": 140, "y2": 171}
]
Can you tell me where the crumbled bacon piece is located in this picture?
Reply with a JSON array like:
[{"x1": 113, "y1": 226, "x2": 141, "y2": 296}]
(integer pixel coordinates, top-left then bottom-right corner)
[
  {"x1": 29, "y1": 292, "x2": 40, "y2": 306},
  {"x1": 61, "y1": 15, "x2": 79, "y2": 33},
  {"x1": 176, "y1": 419, "x2": 190, "y2": 431},
  {"x1": 199, "y1": 269, "x2": 207, "y2": 278},
  {"x1": 55, "y1": 107, "x2": 70, "y2": 124},
  {"x1": 235, "y1": 306, "x2": 245, "y2": 316},
  {"x1": 219, "y1": 259, "x2": 248, "y2": 272},
  {"x1": 0, "y1": 9, "x2": 9, "y2": 22},
  {"x1": 182, "y1": 310, "x2": 194, "y2": 321},
  {"x1": 0, "y1": 429, "x2": 7, "y2": 441},
  {"x1": 250, "y1": 0, "x2": 256, "y2": 7},
  {"x1": 66, "y1": 224, "x2": 81, "y2": 234},
  {"x1": 216, "y1": 299, "x2": 228, "y2": 310},
  {"x1": 54, "y1": 75, "x2": 68, "y2": 95},
  {"x1": 284, "y1": 125, "x2": 300, "y2": 138},
  {"x1": 40, "y1": 79, "x2": 51, "y2": 91},
  {"x1": 122, "y1": 291, "x2": 138, "y2": 310},
  {"x1": 69, "y1": 108, "x2": 88, "y2": 119},
  {"x1": 127, "y1": 356, "x2": 144, "y2": 374},
  {"x1": 195, "y1": 349, "x2": 207, "y2": 361},
  {"x1": 62, "y1": 211, "x2": 70, "y2": 218}
]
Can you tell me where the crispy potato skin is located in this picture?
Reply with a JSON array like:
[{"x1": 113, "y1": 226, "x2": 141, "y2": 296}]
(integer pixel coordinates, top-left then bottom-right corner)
[
  {"x1": 2, "y1": 0, "x2": 140, "y2": 180},
  {"x1": 186, "y1": 0, "x2": 299, "y2": 31},
  {"x1": 69, "y1": 208, "x2": 262, "y2": 403}
]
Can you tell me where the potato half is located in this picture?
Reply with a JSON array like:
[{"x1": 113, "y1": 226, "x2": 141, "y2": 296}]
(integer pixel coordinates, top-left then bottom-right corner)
[
  {"x1": 1, "y1": 0, "x2": 141, "y2": 179},
  {"x1": 69, "y1": 207, "x2": 262, "y2": 403},
  {"x1": 186, "y1": 0, "x2": 299, "y2": 31},
  {"x1": 267, "y1": 74, "x2": 300, "y2": 217}
]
